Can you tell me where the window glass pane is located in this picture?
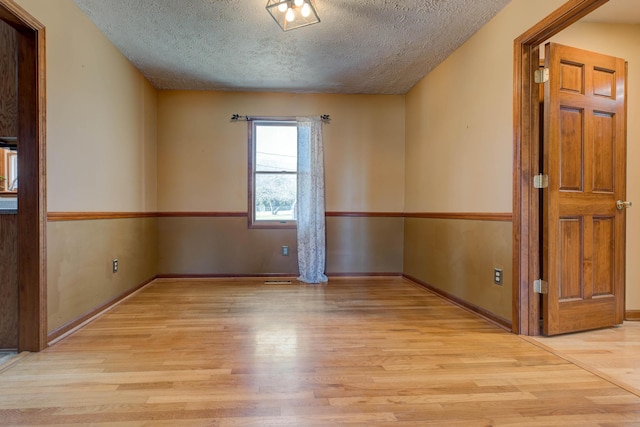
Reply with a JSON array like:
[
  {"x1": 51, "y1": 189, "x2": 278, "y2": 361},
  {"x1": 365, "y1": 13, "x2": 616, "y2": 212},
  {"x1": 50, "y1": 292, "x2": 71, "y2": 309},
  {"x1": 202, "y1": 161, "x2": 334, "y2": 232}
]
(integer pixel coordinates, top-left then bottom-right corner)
[
  {"x1": 255, "y1": 173, "x2": 296, "y2": 221},
  {"x1": 10, "y1": 153, "x2": 17, "y2": 181},
  {"x1": 256, "y1": 125, "x2": 297, "y2": 172}
]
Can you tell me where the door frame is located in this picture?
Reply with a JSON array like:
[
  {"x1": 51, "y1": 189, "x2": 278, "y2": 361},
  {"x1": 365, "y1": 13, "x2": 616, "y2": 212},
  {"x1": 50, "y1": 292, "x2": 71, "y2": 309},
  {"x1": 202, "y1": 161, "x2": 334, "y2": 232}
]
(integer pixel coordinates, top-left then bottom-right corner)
[
  {"x1": 0, "y1": 0, "x2": 47, "y2": 351},
  {"x1": 512, "y1": 0, "x2": 609, "y2": 335}
]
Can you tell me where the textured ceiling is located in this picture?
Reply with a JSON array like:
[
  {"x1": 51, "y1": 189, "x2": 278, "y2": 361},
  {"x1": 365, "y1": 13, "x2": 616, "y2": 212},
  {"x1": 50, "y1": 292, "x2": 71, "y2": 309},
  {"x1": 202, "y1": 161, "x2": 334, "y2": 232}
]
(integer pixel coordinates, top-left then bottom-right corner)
[{"x1": 72, "y1": 0, "x2": 511, "y2": 94}]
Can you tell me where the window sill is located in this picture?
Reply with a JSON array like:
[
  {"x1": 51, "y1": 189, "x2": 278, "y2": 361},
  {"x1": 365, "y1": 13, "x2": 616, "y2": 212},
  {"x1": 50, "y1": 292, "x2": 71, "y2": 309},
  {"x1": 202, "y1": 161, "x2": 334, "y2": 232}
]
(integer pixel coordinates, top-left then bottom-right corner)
[{"x1": 249, "y1": 220, "x2": 296, "y2": 230}]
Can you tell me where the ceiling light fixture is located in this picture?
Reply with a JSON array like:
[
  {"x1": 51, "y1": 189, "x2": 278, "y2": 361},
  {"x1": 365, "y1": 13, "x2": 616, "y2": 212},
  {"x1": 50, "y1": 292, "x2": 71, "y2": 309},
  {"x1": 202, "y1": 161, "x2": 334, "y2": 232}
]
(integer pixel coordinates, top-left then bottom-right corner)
[{"x1": 266, "y1": 0, "x2": 320, "y2": 32}]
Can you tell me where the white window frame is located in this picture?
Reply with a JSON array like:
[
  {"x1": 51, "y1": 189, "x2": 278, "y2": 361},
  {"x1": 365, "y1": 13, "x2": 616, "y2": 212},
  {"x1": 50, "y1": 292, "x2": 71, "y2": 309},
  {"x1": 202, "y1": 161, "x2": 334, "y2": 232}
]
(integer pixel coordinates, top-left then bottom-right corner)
[{"x1": 248, "y1": 118, "x2": 297, "y2": 229}]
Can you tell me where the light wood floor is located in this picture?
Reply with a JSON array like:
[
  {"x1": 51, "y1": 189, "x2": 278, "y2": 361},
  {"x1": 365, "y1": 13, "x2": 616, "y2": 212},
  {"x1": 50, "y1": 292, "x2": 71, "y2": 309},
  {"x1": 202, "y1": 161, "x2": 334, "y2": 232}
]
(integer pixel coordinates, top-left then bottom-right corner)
[
  {"x1": 528, "y1": 321, "x2": 640, "y2": 398},
  {"x1": 1, "y1": 277, "x2": 640, "y2": 426}
]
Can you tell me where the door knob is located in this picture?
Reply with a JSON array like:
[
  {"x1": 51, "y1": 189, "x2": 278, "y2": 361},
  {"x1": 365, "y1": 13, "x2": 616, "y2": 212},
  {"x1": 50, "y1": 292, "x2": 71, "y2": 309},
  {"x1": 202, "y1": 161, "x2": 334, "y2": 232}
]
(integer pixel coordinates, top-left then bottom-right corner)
[{"x1": 616, "y1": 200, "x2": 632, "y2": 210}]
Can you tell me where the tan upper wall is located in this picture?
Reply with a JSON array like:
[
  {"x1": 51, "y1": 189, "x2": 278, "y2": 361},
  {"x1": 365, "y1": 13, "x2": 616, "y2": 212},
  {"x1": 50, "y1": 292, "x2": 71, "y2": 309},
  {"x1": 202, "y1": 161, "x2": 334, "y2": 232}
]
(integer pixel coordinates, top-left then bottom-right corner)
[
  {"x1": 157, "y1": 91, "x2": 405, "y2": 212},
  {"x1": 404, "y1": 0, "x2": 566, "y2": 213},
  {"x1": 16, "y1": 0, "x2": 158, "y2": 212},
  {"x1": 550, "y1": 22, "x2": 640, "y2": 310}
]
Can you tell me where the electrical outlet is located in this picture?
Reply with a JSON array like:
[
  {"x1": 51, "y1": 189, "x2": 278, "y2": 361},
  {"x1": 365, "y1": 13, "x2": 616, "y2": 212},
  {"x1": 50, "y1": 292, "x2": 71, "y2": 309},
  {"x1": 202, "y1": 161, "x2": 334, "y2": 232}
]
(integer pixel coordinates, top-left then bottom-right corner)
[
  {"x1": 494, "y1": 268, "x2": 503, "y2": 285},
  {"x1": 282, "y1": 246, "x2": 289, "y2": 256},
  {"x1": 112, "y1": 258, "x2": 119, "y2": 273}
]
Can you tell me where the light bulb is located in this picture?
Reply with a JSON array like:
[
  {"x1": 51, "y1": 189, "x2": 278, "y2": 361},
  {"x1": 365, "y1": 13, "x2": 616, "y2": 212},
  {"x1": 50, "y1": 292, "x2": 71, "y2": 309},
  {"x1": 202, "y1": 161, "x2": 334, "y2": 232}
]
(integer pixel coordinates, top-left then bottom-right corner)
[
  {"x1": 285, "y1": 7, "x2": 295, "y2": 22},
  {"x1": 301, "y1": 2, "x2": 311, "y2": 17},
  {"x1": 294, "y1": 0, "x2": 304, "y2": 6},
  {"x1": 278, "y1": 2, "x2": 288, "y2": 12}
]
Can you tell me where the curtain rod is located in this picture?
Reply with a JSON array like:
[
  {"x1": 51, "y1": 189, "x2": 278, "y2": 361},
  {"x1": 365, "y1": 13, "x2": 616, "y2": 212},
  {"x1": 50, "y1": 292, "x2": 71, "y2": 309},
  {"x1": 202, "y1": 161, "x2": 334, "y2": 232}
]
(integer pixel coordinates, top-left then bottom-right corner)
[{"x1": 230, "y1": 114, "x2": 330, "y2": 123}]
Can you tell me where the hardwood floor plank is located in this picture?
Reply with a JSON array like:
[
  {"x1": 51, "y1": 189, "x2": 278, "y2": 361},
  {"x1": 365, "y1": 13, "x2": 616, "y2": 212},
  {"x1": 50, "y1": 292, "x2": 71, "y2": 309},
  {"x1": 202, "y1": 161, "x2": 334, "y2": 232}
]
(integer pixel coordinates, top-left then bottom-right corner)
[
  {"x1": 0, "y1": 277, "x2": 639, "y2": 425},
  {"x1": 529, "y1": 322, "x2": 640, "y2": 397}
]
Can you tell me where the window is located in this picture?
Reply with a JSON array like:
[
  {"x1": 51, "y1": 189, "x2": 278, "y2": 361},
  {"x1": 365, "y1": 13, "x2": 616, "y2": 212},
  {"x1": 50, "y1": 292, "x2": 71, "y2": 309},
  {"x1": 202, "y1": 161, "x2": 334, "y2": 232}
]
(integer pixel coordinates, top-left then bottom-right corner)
[
  {"x1": 249, "y1": 120, "x2": 297, "y2": 227},
  {"x1": 0, "y1": 147, "x2": 17, "y2": 193},
  {"x1": 7, "y1": 151, "x2": 17, "y2": 191}
]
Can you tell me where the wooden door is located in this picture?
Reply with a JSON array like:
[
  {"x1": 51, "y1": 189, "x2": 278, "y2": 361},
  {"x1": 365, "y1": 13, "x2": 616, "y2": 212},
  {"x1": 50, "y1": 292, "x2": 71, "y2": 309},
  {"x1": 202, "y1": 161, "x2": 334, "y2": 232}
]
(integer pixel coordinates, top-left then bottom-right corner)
[{"x1": 542, "y1": 43, "x2": 627, "y2": 336}]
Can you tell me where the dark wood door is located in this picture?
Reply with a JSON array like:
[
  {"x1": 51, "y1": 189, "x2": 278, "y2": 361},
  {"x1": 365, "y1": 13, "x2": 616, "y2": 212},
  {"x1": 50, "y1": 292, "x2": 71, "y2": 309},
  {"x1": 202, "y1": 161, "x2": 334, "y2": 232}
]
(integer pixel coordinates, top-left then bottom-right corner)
[
  {"x1": 542, "y1": 43, "x2": 627, "y2": 336},
  {"x1": 0, "y1": 19, "x2": 17, "y2": 140}
]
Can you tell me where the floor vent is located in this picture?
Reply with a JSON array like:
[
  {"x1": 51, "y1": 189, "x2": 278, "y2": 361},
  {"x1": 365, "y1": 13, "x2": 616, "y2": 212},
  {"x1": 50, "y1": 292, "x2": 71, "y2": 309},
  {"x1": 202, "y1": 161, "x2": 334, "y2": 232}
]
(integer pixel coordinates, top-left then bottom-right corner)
[{"x1": 264, "y1": 280, "x2": 292, "y2": 285}]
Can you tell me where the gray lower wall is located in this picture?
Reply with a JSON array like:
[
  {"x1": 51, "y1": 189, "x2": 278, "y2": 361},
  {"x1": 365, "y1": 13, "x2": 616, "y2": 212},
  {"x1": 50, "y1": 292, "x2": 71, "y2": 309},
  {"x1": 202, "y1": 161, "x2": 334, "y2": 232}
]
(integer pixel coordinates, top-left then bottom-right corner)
[
  {"x1": 403, "y1": 218, "x2": 513, "y2": 321},
  {"x1": 157, "y1": 216, "x2": 404, "y2": 276},
  {"x1": 47, "y1": 217, "x2": 158, "y2": 332},
  {"x1": 157, "y1": 217, "x2": 298, "y2": 275},
  {"x1": 326, "y1": 217, "x2": 404, "y2": 274},
  {"x1": 46, "y1": 214, "x2": 511, "y2": 334}
]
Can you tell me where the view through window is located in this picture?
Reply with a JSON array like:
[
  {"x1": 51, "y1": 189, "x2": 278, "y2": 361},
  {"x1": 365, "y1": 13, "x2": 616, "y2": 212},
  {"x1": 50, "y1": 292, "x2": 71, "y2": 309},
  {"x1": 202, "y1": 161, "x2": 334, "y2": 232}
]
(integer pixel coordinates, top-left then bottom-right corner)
[
  {"x1": 250, "y1": 120, "x2": 297, "y2": 226},
  {"x1": 0, "y1": 147, "x2": 17, "y2": 192}
]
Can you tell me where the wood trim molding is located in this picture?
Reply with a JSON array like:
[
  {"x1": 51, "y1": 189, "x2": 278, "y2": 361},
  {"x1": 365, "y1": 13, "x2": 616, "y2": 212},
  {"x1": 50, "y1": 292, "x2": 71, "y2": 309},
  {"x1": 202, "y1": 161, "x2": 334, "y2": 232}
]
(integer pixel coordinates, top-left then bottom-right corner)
[
  {"x1": 404, "y1": 212, "x2": 512, "y2": 221},
  {"x1": 48, "y1": 212, "x2": 249, "y2": 221},
  {"x1": 625, "y1": 311, "x2": 640, "y2": 321},
  {"x1": 47, "y1": 275, "x2": 156, "y2": 344},
  {"x1": 512, "y1": 0, "x2": 609, "y2": 336},
  {"x1": 47, "y1": 212, "x2": 157, "y2": 221},
  {"x1": 326, "y1": 211, "x2": 404, "y2": 218},
  {"x1": 514, "y1": 0, "x2": 607, "y2": 45},
  {"x1": 327, "y1": 272, "x2": 402, "y2": 277},
  {"x1": 157, "y1": 211, "x2": 248, "y2": 218},
  {"x1": 157, "y1": 273, "x2": 299, "y2": 279},
  {"x1": 0, "y1": 0, "x2": 42, "y2": 29},
  {"x1": 157, "y1": 273, "x2": 402, "y2": 280},
  {"x1": 48, "y1": 211, "x2": 513, "y2": 221},
  {"x1": 404, "y1": 274, "x2": 512, "y2": 331}
]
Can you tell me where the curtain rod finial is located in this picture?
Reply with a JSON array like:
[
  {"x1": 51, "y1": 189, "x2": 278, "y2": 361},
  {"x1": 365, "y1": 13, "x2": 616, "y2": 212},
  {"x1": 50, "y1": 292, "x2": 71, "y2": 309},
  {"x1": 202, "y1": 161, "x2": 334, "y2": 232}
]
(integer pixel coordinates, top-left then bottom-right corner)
[{"x1": 231, "y1": 114, "x2": 249, "y2": 122}]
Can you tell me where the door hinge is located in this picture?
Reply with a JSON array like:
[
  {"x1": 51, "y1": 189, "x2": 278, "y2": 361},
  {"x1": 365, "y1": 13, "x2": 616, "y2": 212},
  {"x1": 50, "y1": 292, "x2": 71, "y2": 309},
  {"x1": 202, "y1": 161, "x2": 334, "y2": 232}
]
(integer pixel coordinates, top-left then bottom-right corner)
[
  {"x1": 534, "y1": 68, "x2": 549, "y2": 83},
  {"x1": 534, "y1": 279, "x2": 548, "y2": 294},
  {"x1": 533, "y1": 174, "x2": 549, "y2": 189}
]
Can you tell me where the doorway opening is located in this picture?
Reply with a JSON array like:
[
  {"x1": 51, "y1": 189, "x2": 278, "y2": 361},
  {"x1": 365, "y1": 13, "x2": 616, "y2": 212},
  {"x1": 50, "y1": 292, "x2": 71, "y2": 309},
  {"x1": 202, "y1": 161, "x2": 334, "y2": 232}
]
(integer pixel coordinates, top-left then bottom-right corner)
[
  {"x1": 0, "y1": 0, "x2": 47, "y2": 351},
  {"x1": 512, "y1": 0, "x2": 613, "y2": 336}
]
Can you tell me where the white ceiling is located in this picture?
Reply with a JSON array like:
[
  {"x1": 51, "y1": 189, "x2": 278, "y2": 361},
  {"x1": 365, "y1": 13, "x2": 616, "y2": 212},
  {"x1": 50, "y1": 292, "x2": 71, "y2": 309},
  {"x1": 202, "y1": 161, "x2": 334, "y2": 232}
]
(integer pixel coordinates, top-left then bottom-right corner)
[
  {"x1": 72, "y1": 0, "x2": 638, "y2": 95},
  {"x1": 72, "y1": 0, "x2": 511, "y2": 94}
]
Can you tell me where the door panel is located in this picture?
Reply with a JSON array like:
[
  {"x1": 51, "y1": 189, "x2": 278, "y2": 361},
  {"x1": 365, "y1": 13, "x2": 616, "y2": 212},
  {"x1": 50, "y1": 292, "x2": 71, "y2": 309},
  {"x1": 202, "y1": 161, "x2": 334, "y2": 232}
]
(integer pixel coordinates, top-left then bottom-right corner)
[
  {"x1": 560, "y1": 62, "x2": 583, "y2": 93},
  {"x1": 559, "y1": 107, "x2": 583, "y2": 191},
  {"x1": 543, "y1": 43, "x2": 626, "y2": 336},
  {"x1": 592, "y1": 112, "x2": 615, "y2": 191},
  {"x1": 558, "y1": 218, "x2": 582, "y2": 301},
  {"x1": 593, "y1": 68, "x2": 615, "y2": 98},
  {"x1": 593, "y1": 217, "x2": 614, "y2": 296}
]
